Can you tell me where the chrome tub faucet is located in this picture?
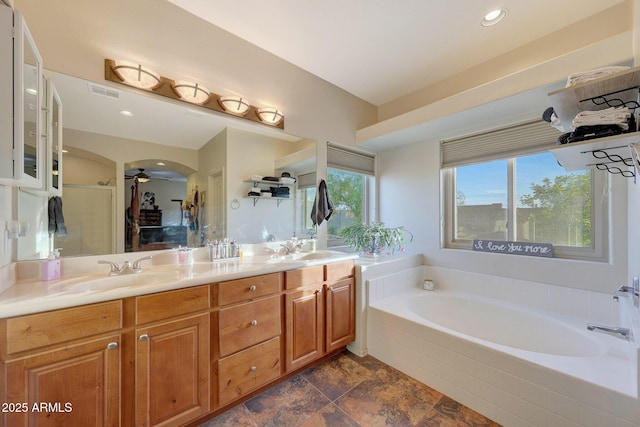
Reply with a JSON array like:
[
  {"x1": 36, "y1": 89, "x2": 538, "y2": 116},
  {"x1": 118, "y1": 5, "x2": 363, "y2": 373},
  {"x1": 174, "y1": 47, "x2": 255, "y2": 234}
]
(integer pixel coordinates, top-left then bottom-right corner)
[{"x1": 587, "y1": 323, "x2": 630, "y2": 341}]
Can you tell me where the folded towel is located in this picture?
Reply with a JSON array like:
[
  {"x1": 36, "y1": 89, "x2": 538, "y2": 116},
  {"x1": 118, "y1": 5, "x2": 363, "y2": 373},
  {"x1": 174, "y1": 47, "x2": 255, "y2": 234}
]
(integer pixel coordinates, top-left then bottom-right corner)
[
  {"x1": 279, "y1": 177, "x2": 296, "y2": 184},
  {"x1": 262, "y1": 176, "x2": 280, "y2": 182},
  {"x1": 566, "y1": 66, "x2": 629, "y2": 87},
  {"x1": 572, "y1": 107, "x2": 631, "y2": 130},
  {"x1": 250, "y1": 174, "x2": 264, "y2": 182}
]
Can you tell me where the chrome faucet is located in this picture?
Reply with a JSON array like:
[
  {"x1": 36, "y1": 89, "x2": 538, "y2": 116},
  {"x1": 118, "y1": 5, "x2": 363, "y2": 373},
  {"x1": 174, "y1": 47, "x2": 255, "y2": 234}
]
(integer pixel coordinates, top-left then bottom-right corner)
[
  {"x1": 587, "y1": 323, "x2": 630, "y2": 341},
  {"x1": 98, "y1": 255, "x2": 153, "y2": 276},
  {"x1": 613, "y1": 276, "x2": 639, "y2": 308},
  {"x1": 279, "y1": 239, "x2": 305, "y2": 255}
]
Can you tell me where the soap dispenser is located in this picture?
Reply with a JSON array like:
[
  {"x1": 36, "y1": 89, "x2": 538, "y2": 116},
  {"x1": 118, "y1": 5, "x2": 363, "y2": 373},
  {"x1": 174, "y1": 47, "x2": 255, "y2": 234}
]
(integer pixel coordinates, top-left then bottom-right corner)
[{"x1": 41, "y1": 251, "x2": 61, "y2": 281}]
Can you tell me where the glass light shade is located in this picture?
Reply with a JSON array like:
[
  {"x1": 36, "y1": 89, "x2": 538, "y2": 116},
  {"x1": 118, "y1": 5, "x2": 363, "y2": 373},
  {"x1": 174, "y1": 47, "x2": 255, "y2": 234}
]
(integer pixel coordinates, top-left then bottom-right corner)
[
  {"x1": 219, "y1": 95, "x2": 251, "y2": 116},
  {"x1": 112, "y1": 60, "x2": 161, "y2": 90},
  {"x1": 172, "y1": 80, "x2": 211, "y2": 104},
  {"x1": 257, "y1": 107, "x2": 284, "y2": 125},
  {"x1": 134, "y1": 169, "x2": 150, "y2": 183}
]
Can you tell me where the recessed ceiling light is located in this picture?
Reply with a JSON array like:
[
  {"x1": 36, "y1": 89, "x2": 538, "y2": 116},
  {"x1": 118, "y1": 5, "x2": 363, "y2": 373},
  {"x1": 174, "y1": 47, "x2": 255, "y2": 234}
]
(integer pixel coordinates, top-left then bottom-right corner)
[
  {"x1": 120, "y1": 110, "x2": 134, "y2": 117},
  {"x1": 482, "y1": 8, "x2": 507, "y2": 26},
  {"x1": 156, "y1": 162, "x2": 166, "y2": 166}
]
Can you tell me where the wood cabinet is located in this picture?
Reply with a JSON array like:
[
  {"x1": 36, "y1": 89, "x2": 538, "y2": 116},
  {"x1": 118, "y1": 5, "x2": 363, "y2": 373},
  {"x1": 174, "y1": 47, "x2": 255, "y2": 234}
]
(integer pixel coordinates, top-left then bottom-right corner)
[
  {"x1": 284, "y1": 260, "x2": 355, "y2": 372},
  {"x1": 0, "y1": 302, "x2": 122, "y2": 427},
  {"x1": 0, "y1": 261, "x2": 355, "y2": 426},
  {"x1": 216, "y1": 273, "x2": 283, "y2": 406},
  {"x1": 134, "y1": 286, "x2": 210, "y2": 427},
  {"x1": 326, "y1": 278, "x2": 355, "y2": 352}
]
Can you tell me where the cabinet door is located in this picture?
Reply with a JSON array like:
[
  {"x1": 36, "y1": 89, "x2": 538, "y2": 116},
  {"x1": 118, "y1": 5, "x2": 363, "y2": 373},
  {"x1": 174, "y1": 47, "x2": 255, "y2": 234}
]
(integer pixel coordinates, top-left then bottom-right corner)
[
  {"x1": 285, "y1": 286, "x2": 324, "y2": 372},
  {"x1": 13, "y1": 11, "x2": 44, "y2": 187},
  {"x1": 3, "y1": 335, "x2": 121, "y2": 427},
  {"x1": 326, "y1": 278, "x2": 355, "y2": 352},
  {"x1": 135, "y1": 314, "x2": 209, "y2": 427}
]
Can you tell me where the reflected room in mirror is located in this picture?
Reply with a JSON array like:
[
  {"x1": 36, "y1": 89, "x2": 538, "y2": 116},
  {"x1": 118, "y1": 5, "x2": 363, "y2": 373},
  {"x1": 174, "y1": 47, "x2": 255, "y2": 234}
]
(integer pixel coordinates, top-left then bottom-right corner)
[{"x1": 17, "y1": 71, "x2": 317, "y2": 260}]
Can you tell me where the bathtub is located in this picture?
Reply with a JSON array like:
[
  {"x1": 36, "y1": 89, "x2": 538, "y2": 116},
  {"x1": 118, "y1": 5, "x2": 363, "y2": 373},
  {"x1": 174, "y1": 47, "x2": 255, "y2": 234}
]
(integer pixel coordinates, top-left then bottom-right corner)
[{"x1": 366, "y1": 266, "x2": 640, "y2": 426}]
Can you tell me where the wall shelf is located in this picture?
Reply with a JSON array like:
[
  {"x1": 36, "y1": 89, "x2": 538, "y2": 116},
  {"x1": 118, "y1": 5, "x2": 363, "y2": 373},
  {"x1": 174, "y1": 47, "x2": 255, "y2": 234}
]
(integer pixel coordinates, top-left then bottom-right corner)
[
  {"x1": 548, "y1": 66, "x2": 640, "y2": 130},
  {"x1": 548, "y1": 66, "x2": 640, "y2": 178},
  {"x1": 244, "y1": 178, "x2": 294, "y2": 206}
]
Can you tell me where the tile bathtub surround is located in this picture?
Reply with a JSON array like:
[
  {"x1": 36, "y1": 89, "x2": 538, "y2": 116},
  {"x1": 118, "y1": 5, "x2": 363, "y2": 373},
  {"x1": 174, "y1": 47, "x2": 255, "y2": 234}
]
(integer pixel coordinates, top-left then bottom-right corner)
[
  {"x1": 199, "y1": 351, "x2": 499, "y2": 427},
  {"x1": 366, "y1": 266, "x2": 640, "y2": 426}
]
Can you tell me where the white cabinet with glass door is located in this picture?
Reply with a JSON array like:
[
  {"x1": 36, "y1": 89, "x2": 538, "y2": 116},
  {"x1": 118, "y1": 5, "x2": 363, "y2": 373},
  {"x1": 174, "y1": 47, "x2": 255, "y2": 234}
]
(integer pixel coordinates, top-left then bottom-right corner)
[{"x1": 0, "y1": 7, "x2": 44, "y2": 188}]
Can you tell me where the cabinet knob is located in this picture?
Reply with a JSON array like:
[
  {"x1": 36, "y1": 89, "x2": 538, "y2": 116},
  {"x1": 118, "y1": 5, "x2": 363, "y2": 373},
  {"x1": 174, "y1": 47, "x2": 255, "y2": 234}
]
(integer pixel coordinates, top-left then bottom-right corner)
[
  {"x1": 107, "y1": 342, "x2": 118, "y2": 350},
  {"x1": 250, "y1": 366, "x2": 257, "y2": 372},
  {"x1": 249, "y1": 285, "x2": 257, "y2": 291},
  {"x1": 139, "y1": 333, "x2": 149, "y2": 341},
  {"x1": 251, "y1": 320, "x2": 258, "y2": 326}
]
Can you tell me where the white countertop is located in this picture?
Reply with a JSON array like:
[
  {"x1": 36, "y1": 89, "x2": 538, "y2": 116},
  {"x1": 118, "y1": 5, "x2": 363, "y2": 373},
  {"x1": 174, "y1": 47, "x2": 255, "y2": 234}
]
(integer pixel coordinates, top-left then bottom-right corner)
[{"x1": 0, "y1": 250, "x2": 358, "y2": 319}]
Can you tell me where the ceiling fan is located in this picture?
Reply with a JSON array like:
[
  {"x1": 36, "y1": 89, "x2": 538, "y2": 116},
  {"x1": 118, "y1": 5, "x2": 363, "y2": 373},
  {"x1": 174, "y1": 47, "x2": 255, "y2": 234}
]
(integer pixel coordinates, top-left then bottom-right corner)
[{"x1": 125, "y1": 168, "x2": 151, "y2": 183}]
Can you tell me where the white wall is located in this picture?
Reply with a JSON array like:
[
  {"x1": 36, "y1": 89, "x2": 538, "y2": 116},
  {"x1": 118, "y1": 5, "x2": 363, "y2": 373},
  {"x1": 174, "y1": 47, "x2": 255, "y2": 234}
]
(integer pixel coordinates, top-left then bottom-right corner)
[{"x1": 377, "y1": 138, "x2": 628, "y2": 293}]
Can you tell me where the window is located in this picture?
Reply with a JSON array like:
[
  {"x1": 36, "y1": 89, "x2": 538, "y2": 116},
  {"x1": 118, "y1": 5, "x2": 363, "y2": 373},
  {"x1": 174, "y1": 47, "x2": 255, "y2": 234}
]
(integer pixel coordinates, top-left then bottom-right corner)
[
  {"x1": 324, "y1": 143, "x2": 376, "y2": 248},
  {"x1": 443, "y1": 152, "x2": 606, "y2": 260},
  {"x1": 326, "y1": 168, "x2": 367, "y2": 246}
]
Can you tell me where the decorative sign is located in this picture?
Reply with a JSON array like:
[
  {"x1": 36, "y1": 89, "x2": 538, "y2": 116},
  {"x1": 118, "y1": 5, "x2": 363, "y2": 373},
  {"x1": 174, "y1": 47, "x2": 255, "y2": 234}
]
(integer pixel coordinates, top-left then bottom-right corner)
[{"x1": 472, "y1": 240, "x2": 554, "y2": 258}]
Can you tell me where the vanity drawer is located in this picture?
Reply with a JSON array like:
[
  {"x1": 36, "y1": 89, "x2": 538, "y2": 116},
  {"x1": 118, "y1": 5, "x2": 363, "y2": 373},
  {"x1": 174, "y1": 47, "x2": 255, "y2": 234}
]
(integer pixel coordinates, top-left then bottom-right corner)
[
  {"x1": 284, "y1": 265, "x2": 324, "y2": 290},
  {"x1": 3, "y1": 301, "x2": 122, "y2": 355},
  {"x1": 325, "y1": 260, "x2": 354, "y2": 282},
  {"x1": 218, "y1": 336, "x2": 281, "y2": 405},
  {"x1": 218, "y1": 273, "x2": 281, "y2": 306},
  {"x1": 218, "y1": 295, "x2": 281, "y2": 357},
  {"x1": 136, "y1": 286, "x2": 209, "y2": 325}
]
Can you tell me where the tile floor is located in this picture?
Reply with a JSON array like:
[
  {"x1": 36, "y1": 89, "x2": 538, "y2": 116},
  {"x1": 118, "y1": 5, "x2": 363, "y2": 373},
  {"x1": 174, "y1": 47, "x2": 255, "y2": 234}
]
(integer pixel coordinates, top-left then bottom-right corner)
[{"x1": 200, "y1": 351, "x2": 500, "y2": 427}]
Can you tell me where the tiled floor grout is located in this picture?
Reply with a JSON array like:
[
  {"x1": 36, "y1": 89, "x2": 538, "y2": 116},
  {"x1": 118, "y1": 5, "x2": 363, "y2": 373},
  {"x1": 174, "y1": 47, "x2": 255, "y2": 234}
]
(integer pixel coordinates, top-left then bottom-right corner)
[{"x1": 201, "y1": 351, "x2": 501, "y2": 426}]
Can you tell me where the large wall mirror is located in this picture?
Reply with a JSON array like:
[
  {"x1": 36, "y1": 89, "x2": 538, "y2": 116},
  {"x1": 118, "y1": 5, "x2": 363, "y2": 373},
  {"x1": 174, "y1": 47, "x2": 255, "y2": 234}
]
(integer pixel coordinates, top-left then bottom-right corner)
[{"x1": 17, "y1": 71, "x2": 316, "y2": 260}]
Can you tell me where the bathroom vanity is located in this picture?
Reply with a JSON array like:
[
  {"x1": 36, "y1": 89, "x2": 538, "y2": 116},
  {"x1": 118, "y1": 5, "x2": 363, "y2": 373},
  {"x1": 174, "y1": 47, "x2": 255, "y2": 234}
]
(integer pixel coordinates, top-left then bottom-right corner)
[{"x1": 0, "y1": 252, "x2": 356, "y2": 426}]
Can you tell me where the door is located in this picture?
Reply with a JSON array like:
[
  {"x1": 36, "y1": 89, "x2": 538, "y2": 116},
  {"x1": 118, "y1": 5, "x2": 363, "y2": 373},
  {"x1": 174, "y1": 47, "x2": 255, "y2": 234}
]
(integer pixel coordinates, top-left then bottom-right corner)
[
  {"x1": 326, "y1": 278, "x2": 355, "y2": 352},
  {"x1": 3, "y1": 335, "x2": 121, "y2": 427},
  {"x1": 285, "y1": 286, "x2": 324, "y2": 372},
  {"x1": 135, "y1": 314, "x2": 209, "y2": 427}
]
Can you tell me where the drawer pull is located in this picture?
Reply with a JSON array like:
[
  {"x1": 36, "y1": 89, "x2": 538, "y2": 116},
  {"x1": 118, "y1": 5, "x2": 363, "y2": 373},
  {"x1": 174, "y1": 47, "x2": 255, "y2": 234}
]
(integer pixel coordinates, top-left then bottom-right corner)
[
  {"x1": 249, "y1": 285, "x2": 257, "y2": 291},
  {"x1": 250, "y1": 366, "x2": 257, "y2": 372},
  {"x1": 251, "y1": 320, "x2": 258, "y2": 326},
  {"x1": 139, "y1": 333, "x2": 149, "y2": 342},
  {"x1": 107, "y1": 342, "x2": 118, "y2": 350}
]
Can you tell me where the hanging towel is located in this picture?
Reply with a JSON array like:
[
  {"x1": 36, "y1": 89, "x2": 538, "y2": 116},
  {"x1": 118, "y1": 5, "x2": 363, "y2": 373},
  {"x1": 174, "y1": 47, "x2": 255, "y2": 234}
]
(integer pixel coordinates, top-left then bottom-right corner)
[
  {"x1": 47, "y1": 196, "x2": 67, "y2": 237},
  {"x1": 311, "y1": 179, "x2": 334, "y2": 226}
]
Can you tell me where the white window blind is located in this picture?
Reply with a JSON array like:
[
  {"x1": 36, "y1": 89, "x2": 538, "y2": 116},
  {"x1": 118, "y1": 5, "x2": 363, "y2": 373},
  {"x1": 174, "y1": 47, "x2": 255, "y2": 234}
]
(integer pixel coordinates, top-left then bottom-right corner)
[
  {"x1": 297, "y1": 172, "x2": 316, "y2": 189},
  {"x1": 441, "y1": 120, "x2": 562, "y2": 168},
  {"x1": 327, "y1": 143, "x2": 375, "y2": 176}
]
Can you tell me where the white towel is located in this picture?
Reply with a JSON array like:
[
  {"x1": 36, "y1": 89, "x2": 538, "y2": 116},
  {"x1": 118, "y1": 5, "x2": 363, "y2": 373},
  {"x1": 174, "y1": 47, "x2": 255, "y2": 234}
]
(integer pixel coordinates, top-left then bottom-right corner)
[
  {"x1": 565, "y1": 66, "x2": 629, "y2": 87},
  {"x1": 572, "y1": 107, "x2": 631, "y2": 130}
]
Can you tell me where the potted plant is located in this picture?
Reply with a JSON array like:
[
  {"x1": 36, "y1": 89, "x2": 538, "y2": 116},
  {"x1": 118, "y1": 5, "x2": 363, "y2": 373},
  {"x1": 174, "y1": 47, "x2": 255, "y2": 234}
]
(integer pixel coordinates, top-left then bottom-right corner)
[{"x1": 340, "y1": 222, "x2": 413, "y2": 256}]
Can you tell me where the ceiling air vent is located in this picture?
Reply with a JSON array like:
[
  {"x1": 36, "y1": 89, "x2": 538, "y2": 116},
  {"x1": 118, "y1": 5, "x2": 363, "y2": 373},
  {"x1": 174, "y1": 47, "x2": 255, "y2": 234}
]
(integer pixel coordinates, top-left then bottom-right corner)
[{"x1": 87, "y1": 83, "x2": 120, "y2": 100}]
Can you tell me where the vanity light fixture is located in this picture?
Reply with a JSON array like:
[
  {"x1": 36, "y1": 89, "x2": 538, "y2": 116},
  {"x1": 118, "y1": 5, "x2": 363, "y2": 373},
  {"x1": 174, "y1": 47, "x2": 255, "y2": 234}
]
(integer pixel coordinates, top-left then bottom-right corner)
[
  {"x1": 481, "y1": 8, "x2": 507, "y2": 26},
  {"x1": 105, "y1": 59, "x2": 285, "y2": 129},
  {"x1": 257, "y1": 107, "x2": 284, "y2": 125},
  {"x1": 111, "y1": 60, "x2": 162, "y2": 90},
  {"x1": 219, "y1": 95, "x2": 251, "y2": 116},
  {"x1": 134, "y1": 168, "x2": 150, "y2": 183},
  {"x1": 172, "y1": 80, "x2": 211, "y2": 105}
]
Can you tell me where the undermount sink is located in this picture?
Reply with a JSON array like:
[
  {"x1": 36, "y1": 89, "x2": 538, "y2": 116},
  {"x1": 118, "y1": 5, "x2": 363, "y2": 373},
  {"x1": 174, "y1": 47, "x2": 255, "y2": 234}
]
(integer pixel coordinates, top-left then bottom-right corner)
[
  {"x1": 58, "y1": 272, "x2": 175, "y2": 293},
  {"x1": 265, "y1": 250, "x2": 344, "y2": 263}
]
